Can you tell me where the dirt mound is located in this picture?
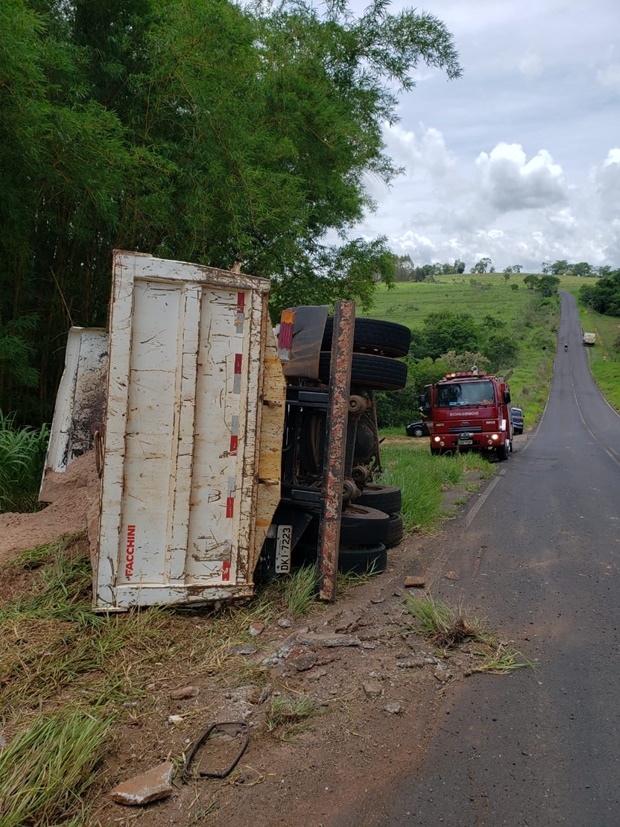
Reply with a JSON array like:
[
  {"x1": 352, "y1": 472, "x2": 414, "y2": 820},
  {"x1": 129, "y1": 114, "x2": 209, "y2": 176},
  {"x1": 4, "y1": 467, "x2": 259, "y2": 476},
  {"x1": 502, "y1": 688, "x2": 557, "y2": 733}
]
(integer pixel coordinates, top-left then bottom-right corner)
[{"x1": 0, "y1": 451, "x2": 100, "y2": 565}]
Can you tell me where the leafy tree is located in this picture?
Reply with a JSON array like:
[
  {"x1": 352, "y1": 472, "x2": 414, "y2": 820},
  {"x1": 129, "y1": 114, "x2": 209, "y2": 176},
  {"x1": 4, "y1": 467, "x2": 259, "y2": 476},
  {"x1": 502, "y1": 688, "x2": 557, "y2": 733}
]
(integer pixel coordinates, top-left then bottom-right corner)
[
  {"x1": 483, "y1": 334, "x2": 518, "y2": 373},
  {"x1": 0, "y1": 0, "x2": 462, "y2": 422},
  {"x1": 536, "y1": 275, "x2": 560, "y2": 297},
  {"x1": 571, "y1": 261, "x2": 593, "y2": 277},
  {"x1": 439, "y1": 351, "x2": 490, "y2": 374},
  {"x1": 549, "y1": 260, "x2": 569, "y2": 276},
  {"x1": 394, "y1": 255, "x2": 415, "y2": 282},
  {"x1": 471, "y1": 257, "x2": 493, "y2": 274},
  {"x1": 579, "y1": 270, "x2": 620, "y2": 316},
  {"x1": 409, "y1": 356, "x2": 451, "y2": 392},
  {"x1": 421, "y1": 311, "x2": 479, "y2": 359},
  {"x1": 523, "y1": 274, "x2": 540, "y2": 290}
]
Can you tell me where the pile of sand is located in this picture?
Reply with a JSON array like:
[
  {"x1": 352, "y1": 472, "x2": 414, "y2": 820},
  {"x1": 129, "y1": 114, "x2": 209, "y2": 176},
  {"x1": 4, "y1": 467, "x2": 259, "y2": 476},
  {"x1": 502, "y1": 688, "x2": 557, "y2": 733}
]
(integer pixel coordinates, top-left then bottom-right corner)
[{"x1": 0, "y1": 451, "x2": 100, "y2": 566}]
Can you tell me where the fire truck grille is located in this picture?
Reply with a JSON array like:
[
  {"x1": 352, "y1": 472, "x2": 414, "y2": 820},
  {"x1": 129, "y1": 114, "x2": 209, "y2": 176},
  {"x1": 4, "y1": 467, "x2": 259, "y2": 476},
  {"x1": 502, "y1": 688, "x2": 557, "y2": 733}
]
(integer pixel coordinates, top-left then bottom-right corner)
[{"x1": 448, "y1": 425, "x2": 483, "y2": 434}]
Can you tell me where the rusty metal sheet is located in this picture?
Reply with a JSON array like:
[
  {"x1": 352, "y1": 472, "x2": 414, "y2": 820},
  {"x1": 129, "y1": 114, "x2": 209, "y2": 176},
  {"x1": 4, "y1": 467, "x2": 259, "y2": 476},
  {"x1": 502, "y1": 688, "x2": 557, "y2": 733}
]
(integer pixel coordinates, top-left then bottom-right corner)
[{"x1": 317, "y1": 301, "x2": 355, "y2": 601}]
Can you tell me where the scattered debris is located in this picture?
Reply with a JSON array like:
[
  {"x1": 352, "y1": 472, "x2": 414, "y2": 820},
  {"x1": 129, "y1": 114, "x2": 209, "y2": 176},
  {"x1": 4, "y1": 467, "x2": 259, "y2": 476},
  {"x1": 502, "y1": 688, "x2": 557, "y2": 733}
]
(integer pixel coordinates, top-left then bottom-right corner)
[
  {"x1": 444, "y1": 570, "x2": 460, "y2": 581},
  {"x1": 182, "y1": 722, "x2": 250, "y2": 782},
  {"x1": 227, "y1": 644, "x2": 258, "y2": 656},
  {"x1": 110, "y1": 761, "x2": 175, "y2": 806},
  {"x1": 170, "y1": 685, "x2": 200, "y2": 700},
  {"x1": 248, "y1": 685, "x2": 272, "y2": 705},
  {"x1": 249, "y1": 621, "x2": 266, "y2": 636},
  {"x1": 384, "y1": 703, "x2": 403, "y2": 715},
  {"x1": 296, "y1": 632, "x2": 361, "y2": 648},
  {"x1": 290, "y1": 652, "x2": 318, "y2": 672},
  {"x1": 404, "y1": 576, "x2": 426, "y2": 588},
  {"x1": 277, "y1": 618, "x2": 292, "y2": 628},
  {"x1": 363, "y1": 680, "x2": 383, "y2": 698},
  {"x1": 396, "y1": 658, "x2": 425, "y2": 670}
]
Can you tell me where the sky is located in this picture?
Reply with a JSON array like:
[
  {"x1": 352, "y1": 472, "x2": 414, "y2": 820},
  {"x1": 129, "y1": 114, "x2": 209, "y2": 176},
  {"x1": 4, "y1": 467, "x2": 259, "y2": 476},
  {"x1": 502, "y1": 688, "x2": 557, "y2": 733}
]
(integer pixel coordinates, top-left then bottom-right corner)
[{"x1": 348, "y1": 0, "x2": 620, "y2": 272}]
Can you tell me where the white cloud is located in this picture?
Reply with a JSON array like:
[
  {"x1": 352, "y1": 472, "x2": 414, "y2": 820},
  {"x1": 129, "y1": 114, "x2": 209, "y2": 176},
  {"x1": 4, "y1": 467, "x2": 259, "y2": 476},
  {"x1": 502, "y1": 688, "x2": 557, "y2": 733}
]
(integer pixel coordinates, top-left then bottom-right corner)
[
  {"x1": 593, "y1": 148, "x2": 620, "y2": 218},
  {"x1": 383, "y1": 124, "x2": 457, "y2": 179},
  {"x1": 475, "y1": 144, "x2": 567, "y2": 212},
  {"x1": 596, "y1": 64, "x2": 620, "y2": 90},
  {"x1": 346, "y1": 0, "x2": 620, "y2": 271},
  {"x1": 518, "y1": 53, "x2": 543, "y2": 78}
]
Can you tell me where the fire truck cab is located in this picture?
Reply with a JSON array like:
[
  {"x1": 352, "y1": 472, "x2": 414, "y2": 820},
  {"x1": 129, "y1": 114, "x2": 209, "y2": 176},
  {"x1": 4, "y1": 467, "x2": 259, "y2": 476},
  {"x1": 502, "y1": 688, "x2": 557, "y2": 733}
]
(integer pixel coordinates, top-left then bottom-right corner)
[{"x1": 422, "y1": 368, "x2": 513, "y2": 461}]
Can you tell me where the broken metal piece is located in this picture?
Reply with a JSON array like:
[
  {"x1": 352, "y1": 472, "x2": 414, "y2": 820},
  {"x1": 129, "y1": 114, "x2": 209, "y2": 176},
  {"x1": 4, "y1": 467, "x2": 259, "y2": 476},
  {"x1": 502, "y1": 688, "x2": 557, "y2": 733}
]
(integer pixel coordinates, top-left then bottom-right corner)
[{"x1": 181, "y1": 721, "x2": 250, "y2": 782}]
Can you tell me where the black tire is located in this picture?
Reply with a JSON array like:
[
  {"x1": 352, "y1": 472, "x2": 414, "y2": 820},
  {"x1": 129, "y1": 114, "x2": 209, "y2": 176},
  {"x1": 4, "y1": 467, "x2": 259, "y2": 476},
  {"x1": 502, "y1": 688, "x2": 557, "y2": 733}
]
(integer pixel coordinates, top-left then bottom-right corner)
[
  {"x1": 337, "y1": 543, "x2": 388, "y2": 575},
  {"x1": 322, "y1": 317, "x2": 411, "y2": 358},
  {"x1": 430, "y1": 447, "x2": 441, "y2": 456},
  {"x1": 340, "y1": 504, "x2": 389, "y2": 545},
  {"x1": 412, "y1": 426, "x2": 425, "y2": 438},
  {"x1": 385, "y1": 513, "x2": 404, "y2": 549},
  {"x1": 318, "y1": 352, "x2": 407, "y2": 390},
  {"x1": 293, "y1": 541, "x2": 388, "y2": 575},
  {"x1": 352, "y1": 484, "x2": 402, "y2": 514},
  {"x1": 497, "y1": 441, "x2": 510, "y2": 461}
]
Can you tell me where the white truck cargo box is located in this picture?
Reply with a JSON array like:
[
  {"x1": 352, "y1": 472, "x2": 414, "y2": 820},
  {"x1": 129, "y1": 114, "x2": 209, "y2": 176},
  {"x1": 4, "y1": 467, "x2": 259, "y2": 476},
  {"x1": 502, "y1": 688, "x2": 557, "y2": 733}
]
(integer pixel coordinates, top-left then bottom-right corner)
[{"x1": 94, "y1": 252, "x2": 285, "y2": 610}]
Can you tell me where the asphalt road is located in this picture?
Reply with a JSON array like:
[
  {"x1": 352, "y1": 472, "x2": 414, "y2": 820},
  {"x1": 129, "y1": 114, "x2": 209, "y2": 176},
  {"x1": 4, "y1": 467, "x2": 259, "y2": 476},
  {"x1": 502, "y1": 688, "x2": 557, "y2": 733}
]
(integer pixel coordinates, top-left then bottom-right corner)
[{"x1": 334, "y1": 292, "x2": 620, "y2": 826}]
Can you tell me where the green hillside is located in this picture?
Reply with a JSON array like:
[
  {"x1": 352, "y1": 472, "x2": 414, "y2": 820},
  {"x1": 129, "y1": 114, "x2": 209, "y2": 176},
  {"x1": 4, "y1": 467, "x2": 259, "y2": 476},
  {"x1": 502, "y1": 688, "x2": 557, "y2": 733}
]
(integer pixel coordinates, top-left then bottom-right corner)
[{"x1": 367, "y1": 274, "x2": 559, "y2": 427}]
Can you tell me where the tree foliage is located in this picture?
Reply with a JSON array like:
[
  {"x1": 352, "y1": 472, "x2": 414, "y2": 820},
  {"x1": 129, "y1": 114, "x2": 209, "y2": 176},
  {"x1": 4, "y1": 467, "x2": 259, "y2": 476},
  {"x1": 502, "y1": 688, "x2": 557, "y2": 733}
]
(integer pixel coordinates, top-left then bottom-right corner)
[
  {"x1": 0, "y1": 0, "x2": 461, "y2": 422},
  {"x1": 580, "y1": 270, "x2": 620, "y2": 316}
]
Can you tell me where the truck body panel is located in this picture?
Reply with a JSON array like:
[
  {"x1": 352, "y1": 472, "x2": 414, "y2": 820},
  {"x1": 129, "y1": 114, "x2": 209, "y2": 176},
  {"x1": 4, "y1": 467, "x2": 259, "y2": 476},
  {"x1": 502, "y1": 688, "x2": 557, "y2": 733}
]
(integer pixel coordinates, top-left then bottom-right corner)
[
  {"x1": 93, "y1": 251, "x2": 285, "y2": 610},
  {"x1": 41, "y1": 326, "x2": 108, "y2": 484},
  {"x1": 583, "y1": 332, "x2": 596, "y2": 346}
]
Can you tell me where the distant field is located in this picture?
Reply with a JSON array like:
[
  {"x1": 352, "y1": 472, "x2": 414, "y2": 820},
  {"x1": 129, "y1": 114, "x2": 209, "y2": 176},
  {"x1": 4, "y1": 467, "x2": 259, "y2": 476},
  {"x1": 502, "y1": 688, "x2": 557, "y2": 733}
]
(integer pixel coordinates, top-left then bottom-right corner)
[
  {"x1": 367, "y1": 275, "x2": 558, "y2": 426},
  {"x1": 370, "y1": 275, "x2": 530, "y2": 330}
]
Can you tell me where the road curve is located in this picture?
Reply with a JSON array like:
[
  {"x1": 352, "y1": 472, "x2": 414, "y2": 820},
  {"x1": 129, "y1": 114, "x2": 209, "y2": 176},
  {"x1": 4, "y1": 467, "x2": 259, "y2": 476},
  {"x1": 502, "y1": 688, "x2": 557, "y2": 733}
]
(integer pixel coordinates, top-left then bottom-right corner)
[{"x1": 332, "y1": 291, "x2": 620, "y2": 826}]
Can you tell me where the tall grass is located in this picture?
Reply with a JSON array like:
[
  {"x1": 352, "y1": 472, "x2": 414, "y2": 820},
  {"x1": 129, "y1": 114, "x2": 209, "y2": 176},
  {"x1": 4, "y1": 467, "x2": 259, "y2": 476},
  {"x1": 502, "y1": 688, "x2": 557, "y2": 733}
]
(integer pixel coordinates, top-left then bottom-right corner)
[
  {"x1": 0, "y1": 411, "x2": 49, "y2": 513},
  {"x1": 378, "y1": 440, "x2": 493, "y2": 531},
  {"x1": 0, "y1": 710, "x2": 110, "y2": 827}
]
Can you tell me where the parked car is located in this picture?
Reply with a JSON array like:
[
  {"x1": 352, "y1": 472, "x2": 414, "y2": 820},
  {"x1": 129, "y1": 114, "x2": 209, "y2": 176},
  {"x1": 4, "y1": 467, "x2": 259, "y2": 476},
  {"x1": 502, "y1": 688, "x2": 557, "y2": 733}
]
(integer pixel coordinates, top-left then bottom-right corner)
[
  {"x1": 511, "y1": 407, "x2": 524, "y2": 435},
  {"x1": 406, "y1": 420, "x2": 430, "y2": 438}
]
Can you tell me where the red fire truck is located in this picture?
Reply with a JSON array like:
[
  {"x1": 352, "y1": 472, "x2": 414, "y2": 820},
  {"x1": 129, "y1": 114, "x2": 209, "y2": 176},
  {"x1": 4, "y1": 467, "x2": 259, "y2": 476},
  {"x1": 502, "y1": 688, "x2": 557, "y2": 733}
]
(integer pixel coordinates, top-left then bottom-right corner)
[{"x1": 422, "y1": 368, "x2": 513, "y2": 460}]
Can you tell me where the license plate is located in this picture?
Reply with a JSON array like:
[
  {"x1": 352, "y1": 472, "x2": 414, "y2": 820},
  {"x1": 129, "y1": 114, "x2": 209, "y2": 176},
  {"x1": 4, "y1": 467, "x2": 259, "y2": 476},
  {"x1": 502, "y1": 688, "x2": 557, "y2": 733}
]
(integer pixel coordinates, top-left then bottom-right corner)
[
  {"x1": 275, "y1": 525, "x2": 293, "y2": 574},
  {"x1": 458, "y1": 439, "x2": 473, "y2": 445}
]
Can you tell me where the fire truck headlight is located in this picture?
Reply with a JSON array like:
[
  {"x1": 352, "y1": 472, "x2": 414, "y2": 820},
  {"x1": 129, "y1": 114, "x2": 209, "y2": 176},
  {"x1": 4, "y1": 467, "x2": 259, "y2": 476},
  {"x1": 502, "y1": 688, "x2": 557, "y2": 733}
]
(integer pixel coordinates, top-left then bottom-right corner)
[
  {"x1": 433, "y1": 436, "x2": 441, "y2": 443},
  {"x1": 491, "y1": 433, "x2": 499, "y2": 441}
]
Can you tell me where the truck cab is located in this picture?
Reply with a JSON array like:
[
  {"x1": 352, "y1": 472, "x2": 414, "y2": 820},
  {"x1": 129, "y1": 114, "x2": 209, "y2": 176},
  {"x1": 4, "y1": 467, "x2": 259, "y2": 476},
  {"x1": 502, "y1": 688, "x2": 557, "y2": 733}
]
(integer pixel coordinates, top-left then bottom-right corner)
[{"x1": 423, "y1": 369, "x2": 512, "y2": 461}]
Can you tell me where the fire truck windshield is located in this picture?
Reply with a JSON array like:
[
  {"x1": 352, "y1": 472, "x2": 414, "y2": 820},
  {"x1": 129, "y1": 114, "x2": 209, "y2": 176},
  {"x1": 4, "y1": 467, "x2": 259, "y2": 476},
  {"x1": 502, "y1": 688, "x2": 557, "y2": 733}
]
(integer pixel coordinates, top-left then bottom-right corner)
[{"x1": 436, "y1": 380, "x2": 495, "y2": 407}]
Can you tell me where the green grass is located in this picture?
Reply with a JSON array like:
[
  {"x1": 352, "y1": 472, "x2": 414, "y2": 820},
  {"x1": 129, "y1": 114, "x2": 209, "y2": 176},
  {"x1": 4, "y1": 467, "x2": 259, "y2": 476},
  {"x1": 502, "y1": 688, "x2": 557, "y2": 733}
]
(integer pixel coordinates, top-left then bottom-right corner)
[
  {"x1": 266, "y1": 693, "x2": 318, "y2": 741},
  {"x1": 0, "y1": 710, "x2": 111, "y2": 827},
  {"x1": 373, "y1": 275, "x2": 532, "y2": 329},
  {"x1": 405, "y1": 593, "x2": 531, "y2": 673},
  {"x1": 0, "y1": 411, "x2": 49, "y2": 513},
  {"x1": 277, "y1": 565, "x2": 319, "y2": 616},
  {"x1": 378, "y1": 440, "x2": 493, "y2": 531}
]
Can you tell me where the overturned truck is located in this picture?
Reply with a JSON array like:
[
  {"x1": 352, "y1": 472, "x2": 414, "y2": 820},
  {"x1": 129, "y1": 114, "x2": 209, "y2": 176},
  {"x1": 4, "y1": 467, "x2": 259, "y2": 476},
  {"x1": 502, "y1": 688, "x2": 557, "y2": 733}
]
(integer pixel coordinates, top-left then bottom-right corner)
[{"x1": 41, "y1": 252, "x2": 410, "y2": 611}]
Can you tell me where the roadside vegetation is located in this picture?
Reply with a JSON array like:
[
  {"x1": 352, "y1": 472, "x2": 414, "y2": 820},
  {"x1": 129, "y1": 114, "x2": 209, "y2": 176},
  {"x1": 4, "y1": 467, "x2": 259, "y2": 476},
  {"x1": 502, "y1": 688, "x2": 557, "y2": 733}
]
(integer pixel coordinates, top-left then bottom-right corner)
[
  {"x1": 406, "y1": 592, "x2": 532, "y2": 674},
  {"x1": 379, "y1": 441, "x2": 494, "y2": 532},
  {"x1": 371, "y1": 273, "x2": 559, "y2": 431},
  {"x1": 0, "y1": 411, "x2": 48, "y2": 513}
]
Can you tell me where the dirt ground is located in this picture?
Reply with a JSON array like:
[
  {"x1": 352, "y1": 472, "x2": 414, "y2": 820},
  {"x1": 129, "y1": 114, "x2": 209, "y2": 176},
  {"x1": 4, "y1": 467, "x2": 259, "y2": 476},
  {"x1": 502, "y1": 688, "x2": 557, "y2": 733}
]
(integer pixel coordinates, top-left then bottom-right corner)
[{"x1": 0, "y1": 451, "x2": 496, "y2": 827}]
